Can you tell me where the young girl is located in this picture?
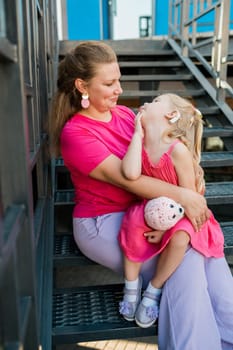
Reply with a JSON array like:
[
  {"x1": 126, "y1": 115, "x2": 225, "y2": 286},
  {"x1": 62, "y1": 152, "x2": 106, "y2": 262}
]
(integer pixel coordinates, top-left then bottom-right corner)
[{"x1": 118, "y1": 93, "x2": 225, "y2": 328}]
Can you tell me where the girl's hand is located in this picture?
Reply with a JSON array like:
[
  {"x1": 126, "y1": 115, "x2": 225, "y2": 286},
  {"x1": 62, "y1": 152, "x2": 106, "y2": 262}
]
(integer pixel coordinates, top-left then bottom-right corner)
[
  {"x1": 135, "y1": 112, "x2": 144, "y2": 138},
  {"x1": 144, "y1": 230, "x2": 165, "y2": 243}
]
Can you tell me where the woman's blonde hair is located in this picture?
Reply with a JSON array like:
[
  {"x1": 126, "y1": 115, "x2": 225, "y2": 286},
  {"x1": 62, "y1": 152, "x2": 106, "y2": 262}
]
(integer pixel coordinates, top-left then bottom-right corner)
[
  {"x1": 48, "y1": 41, "x2": 117, "y2": 156},
  {"x1": 163, "y1": 93, "x2": 205, "y2": 194}
]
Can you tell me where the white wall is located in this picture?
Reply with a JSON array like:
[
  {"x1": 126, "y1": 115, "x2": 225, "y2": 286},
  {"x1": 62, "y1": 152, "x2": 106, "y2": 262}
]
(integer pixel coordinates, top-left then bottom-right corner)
[{"x1": 113, "y1": 0, "x2": 152, "y2": 39}]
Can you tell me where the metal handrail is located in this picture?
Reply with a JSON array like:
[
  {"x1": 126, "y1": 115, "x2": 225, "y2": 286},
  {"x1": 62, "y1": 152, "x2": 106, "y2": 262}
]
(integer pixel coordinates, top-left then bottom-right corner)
[{"x1": 168, "y1": 0, "x2": 233, "y2": 101}]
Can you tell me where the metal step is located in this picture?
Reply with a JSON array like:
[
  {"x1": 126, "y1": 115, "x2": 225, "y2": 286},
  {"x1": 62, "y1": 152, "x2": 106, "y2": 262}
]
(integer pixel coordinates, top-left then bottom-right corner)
[
  {"x1": 54, "y1": 149, "x2": 233, "y2": 172},
  {"x1": 119, "y1": 88, "x2": 205, "y2": 98},
  {"x1": 115, "y1": 49, "x2": 174, "y2": 57},
  {"x1": 59, "y1": 40, "x2": 174, "y2": 59},
  {"x1": 221, "y1": 222, "x2": 233, "y2": 253},
  {"x1": 201, "y1": 152, "x2": 233, "y2": 167},
  {"x1": 119, "y1": 60, "x2": 184, "y2": 68},
  {"x1": 54, "y1": 182, "x2": 233, "y2": 206},
  {"x1": 54, "y1": 233, "x2": 94, "y2": 266},
  {"x1": 203, "y1": 126, "x2": 233, "y2": 138},
  {"x1": 120, "y1": 74, "x2": 193, "y2": 81},
  {"x1": 53, "y1": 222, "x2": 233, "y2": 267},
  {"x1": 52, "y1": 283, "x2": 157, "y2": 345},
  {"x1": 54, "y1": 189, "x2": 74, "y2": 205},
  {"x1": 205, "y1": 182, "x2": 233, "y2": 204}
]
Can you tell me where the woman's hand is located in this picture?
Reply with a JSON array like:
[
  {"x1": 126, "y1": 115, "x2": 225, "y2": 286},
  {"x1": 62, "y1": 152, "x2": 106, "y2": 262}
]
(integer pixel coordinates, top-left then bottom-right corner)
[{"x1": 180, "y1": 187, "x2": 210, "y2": 231}]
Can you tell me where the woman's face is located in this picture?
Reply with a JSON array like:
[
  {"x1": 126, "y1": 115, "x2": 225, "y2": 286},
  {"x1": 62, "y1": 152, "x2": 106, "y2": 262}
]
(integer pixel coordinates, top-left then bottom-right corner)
[{"x1": 87, "y1": 62, "x2": 123, "y2": 113}]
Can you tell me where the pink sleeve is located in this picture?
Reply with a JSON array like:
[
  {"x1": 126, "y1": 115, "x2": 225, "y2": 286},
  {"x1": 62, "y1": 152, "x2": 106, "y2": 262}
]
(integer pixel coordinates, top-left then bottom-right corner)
[{"x1": 61, "y1": 126, "x2": 111, "y2": 175}]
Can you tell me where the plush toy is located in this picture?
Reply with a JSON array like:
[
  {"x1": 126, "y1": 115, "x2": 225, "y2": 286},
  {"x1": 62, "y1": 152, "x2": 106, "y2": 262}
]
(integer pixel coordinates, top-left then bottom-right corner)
[{"x1": 144, "y1": 196, "x2": 184, "y2": 231}]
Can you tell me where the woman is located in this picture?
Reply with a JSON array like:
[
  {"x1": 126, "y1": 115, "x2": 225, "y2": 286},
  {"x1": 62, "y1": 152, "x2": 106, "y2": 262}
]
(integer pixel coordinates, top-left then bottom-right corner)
[{"x1": 49, "y1": 41, "x2": 232, "y2": 349}]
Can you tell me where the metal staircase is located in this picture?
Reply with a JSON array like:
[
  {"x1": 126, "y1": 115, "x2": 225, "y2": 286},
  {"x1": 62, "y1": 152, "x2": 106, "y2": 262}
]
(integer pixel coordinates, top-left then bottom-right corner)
[
  {"x1": 52, "y1": 37, "x2": 233, "y2": 348},
  {"x1": 1, "y1": 1, "x2": 232, "y2": 350}
]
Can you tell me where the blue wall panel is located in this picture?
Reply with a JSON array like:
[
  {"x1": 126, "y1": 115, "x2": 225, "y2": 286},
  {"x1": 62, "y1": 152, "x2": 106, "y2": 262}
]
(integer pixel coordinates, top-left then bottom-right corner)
[
  {"x1": 102, "y1": 0, "x2": 109, "y2": 39},
  {"x1": 155, "y1": 0, "x2": 169, "y2": 35},
  {"x1": 67, "y1": 0, "x2": 101, "y2": 40}
]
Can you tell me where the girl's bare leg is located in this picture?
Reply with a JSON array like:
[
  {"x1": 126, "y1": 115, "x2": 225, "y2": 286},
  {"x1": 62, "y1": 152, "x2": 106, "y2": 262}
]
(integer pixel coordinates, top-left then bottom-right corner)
[
  {"x1": 124, "y1": 256, "x2": 142, "y2": 280},
  {"x1": 135, "y1": 230, "x2": 190, "y2": 328},
  {"x1": 119, "y1": 256, "x2": 143, "y2": 320},
  {"x1": 151, "y1": 230, "x2": 190, "y2": 288}
]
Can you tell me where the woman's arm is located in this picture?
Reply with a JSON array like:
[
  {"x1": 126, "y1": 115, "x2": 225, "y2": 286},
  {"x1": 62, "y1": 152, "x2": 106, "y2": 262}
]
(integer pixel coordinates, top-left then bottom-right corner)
[
  {"x1": 121, "y1": 113, "x2": 143, "y2": 180},
  {"x1": 90, "y1": 153, "x2": 210, "y2": 231}
]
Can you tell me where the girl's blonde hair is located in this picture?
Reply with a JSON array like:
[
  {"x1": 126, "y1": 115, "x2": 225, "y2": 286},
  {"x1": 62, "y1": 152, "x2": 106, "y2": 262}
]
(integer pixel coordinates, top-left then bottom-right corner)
[
  {"x1": 163, "y1": 93, "x2": 205, "y2": 194},
  {"x1": 48, "y1": 41, "x2": 117, "y2": 156}
]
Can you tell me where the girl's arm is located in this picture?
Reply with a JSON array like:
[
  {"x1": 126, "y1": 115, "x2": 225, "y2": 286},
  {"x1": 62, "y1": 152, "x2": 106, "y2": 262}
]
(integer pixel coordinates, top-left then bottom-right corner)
[
  {"x1": 90, "y1": 153, "x2": 210, "y2": 231},
  {"x1": 121, "y1": 113, "x2": 144, "y2": 180},
  {"x1": 171, "y1": 142, "x2": 198, "y2": 192}
]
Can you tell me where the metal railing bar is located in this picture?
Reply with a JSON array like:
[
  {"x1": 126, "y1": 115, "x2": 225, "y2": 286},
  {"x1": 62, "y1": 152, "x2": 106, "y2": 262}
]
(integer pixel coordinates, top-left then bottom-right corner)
[
  {"x1": 168, "y1": 24, "x2": 218, "y2": 79},
  {"x1": 184, "y1": 1, "x2": 221, "y2": 27},
  {"x1": 192, "y1": 37, "x2": 214, "y2": 50},
  {"x1": 169, "y1": 0, "x2": 231, "y2": 101},
  {"x1": 168, "y1": 37, "x2": 233, "y2": 125}
]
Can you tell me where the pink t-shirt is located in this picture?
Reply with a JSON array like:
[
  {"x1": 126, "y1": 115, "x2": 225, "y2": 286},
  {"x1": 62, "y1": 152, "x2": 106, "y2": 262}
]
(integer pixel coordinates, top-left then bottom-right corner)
[{"x1": 60, "y1": 105, "x2": 137, "y2": 217}]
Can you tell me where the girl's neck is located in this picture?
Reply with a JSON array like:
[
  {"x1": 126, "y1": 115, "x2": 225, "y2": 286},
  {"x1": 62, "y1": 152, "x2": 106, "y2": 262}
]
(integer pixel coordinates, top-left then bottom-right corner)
[
  {"x1": 143, "y1": 123, "x2": 165, "y2": 147},
  {"x1": 143, "y1": 124, "x2": 173, "y2": 163}
]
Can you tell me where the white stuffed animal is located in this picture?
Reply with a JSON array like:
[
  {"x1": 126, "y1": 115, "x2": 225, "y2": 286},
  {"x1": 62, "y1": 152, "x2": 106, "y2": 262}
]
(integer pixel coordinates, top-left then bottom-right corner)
[{"x1": 144, "y1": 196, "x2": 184, "y2": 231}]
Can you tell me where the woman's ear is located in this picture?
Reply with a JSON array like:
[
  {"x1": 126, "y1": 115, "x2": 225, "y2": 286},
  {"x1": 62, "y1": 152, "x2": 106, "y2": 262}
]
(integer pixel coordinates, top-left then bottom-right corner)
[
  {"x1": 74, "y1": 78, "x2": 87, "y2": 94},
  {"x1": 166, "y1": 110, "x2": 181, "y2": 124}
]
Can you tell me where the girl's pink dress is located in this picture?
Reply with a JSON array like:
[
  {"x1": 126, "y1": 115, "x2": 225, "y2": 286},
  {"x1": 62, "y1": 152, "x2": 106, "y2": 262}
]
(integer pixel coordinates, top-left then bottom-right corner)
[{"x1": 118, "y1": 141, "x2": 224, "y2": 262}]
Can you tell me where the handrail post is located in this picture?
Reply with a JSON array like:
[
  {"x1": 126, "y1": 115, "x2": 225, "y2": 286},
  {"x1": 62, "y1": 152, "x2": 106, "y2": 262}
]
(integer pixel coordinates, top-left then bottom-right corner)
[
  {"x1": 180, "y1": 0, "x2": 189, "y2": 57},
  {"x1": 215, "y1": 0, "x2": 230, "y2": 101},
  {"x1": 169, "y1": 0, "x2": 232, "y2": 102}
]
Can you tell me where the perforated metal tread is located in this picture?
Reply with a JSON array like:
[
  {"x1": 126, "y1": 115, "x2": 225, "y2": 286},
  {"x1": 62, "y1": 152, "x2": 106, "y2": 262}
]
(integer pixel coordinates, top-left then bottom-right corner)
[
  {"x1": 52, "y1": 284, "x2": 157, "y2": 344},
  {"x1": 54, "y1": 234, "x2": 94, "y2": 266},
  {"x1": 203, "y1": 126, "x2": 233, "y2": 137},
  {"x1": 119, "y1": 88, "x2": 205, "y2": 98},
  {"x1": 54, "y1": 182, "x2": 233, "y2": 206},
  {"x1": 201, "y1": 152, "x2": 233, "y2": 167},
  {"x1": 121, "y1": 73, "x2": 193, "y2": 81},
  {"x1": 119, "y1": 60, "x2": 184, "y2": 68},
  {"x1": 54, "y1": 149, "x2": 233, "y2": 170},
  {"x1": 53, "y1": 222, "x2": 233, "y2": 267},
  {"x1": 54, "y1": 189, "x2": 74, "y2": 205},
  {"x1": 205, "y1": 182, "x2": 233, "y2": 204},
  {"x1": 221, "y1": 222, "x2": 233, "y2": 252}
]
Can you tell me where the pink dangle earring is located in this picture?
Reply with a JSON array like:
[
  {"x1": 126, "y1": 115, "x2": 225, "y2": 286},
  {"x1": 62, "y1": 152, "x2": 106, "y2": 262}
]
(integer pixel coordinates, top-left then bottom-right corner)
[{"x1": 81, "y1": 93, "x2": 90, "y2": 109}]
